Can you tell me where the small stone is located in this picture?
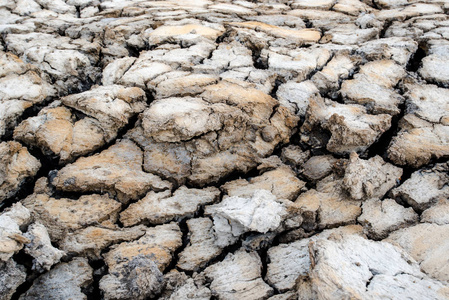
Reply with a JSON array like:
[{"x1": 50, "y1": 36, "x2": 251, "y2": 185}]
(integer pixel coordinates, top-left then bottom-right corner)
[
  {"x1": 302, "y1": 155, "x2": 338, "y2": 181},
  {"x1": 60, "y1": 225, "x2": 146, "y2": 259}
]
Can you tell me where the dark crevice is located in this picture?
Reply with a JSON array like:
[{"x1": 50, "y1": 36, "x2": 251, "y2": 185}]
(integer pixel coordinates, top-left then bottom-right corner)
[
  {"x1": 379, "y1": 20, "x2": 393, "y2": 38},
  {"x1": 126, "y1": 45, "x2": 142, "y2": 58},
  {"x1": 195, "y1": 239, "x2": 243, "y2": 274},
  {"x1": 366, "y1": 101, "x2": 406, "y2": 159},
  {"x1": 269, "y1": 77, "x2": 285, "y2": 100},
  {"x1": 85, "y1": 259, "x2": 107, "y2": 300},
  {"x1": 75, "y1": 6, "x2": 81, "y2": 18},
  {"x1": 246, "y1": 41, "x2": 268, "y2": 70},
  {"x1": 406, "y1": 43, "x2": 427, "y2": 72},
  {"x1": 163, "y1": 218, "x2": 190, "y2": 274},
  {"x1": 258, "y1": 246, "x2": 279, "y2": 295},
  {"x1": 194, "y1": 166, "x2": 260, "y2": 191},
  {"x1": 11, "y1": 252, "x2": 38, "y2": 300},
  {"x1": 304, "y1": 19, "x2": 313, "y2": 28}
]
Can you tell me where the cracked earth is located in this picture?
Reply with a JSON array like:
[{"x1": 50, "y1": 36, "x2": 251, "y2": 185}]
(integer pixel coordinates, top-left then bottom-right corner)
[{"x1": 1, "y1": 0, "x2": 449, "y2": 299}]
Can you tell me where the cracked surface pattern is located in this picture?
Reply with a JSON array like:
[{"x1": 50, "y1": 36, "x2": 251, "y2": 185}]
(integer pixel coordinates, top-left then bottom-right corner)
[{"x1": 1, "y1": 0, "x2": 449, "y2": 299}]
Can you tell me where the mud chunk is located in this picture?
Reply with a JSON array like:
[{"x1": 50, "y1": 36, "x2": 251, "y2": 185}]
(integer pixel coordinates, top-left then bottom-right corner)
[
  {"x1": 301, "y1": 96, "x2": 391, "y2": 154},
  {"x1": 266, "y1": 225, "x2": 363, "y2": 292},
  {"x1": 341, "y1": 60, "x2": 406, "y2": 115},
  {"x1": 0, "y1": 203, "x2": 32, "y2": 261},
  {"x1": 0, "y1": 259, "x2": 27, "y2": 300},
  {"x1": 194, "y1": 41, "x2": 253, "y2": 73},
  {"x1": 201, "y1": 249, "x2": 273, "y2": 300},
  {"x1": 0, "y1": 141, "x2": 41, "y2": 203},
  {"x1": 102, "y1": 57, "x2": 136, "y2": 86},
  {"x1": 302, "y1": 155, "x2": 338, "y2": 181},
  {"x1": 404, "y1": 83, "x2": 449, "y2": 124},
  {"x1": 322, "y1": 24, "x2": 379, "y2": 45},
  {"x1": 419, "y1": 39, "x2": 449, "y2": 87},
  {"x1": 311, "y1": 54, "x2": 359, "y2": 97},
  {"x1": 388, "y1": 118, "x2": 449, "y2": 168},
  {"x1": 23, "y1": 193, "x2": 121, "y2": 241},
  {"x1": 5, "y1": 33, "x2": 101, "y2": 93},
  {"x1": 100, "y1": 223, "x2": 182, "y2": 300},
  {"x1": 0, "y1": 52, "x2": 55, "y2": 138},
  {"x1": 230, "y1": 21, "x2": 321, "y2": 46},
  {"x1": 390, "y1": 162, "x2": 449, "y2": 213},
  {"x1": 357, "y1": 37, "x2": 417, "y2": 66},
  {"x1": 147, "y1": 24, "x2": 225, "y2": 46},
  {"x1": 267, "y1": 48, "x2": 331, "y2": 81},
  {"x1": 51, "y1": 139, "x2": 172, "y2": 203},
  {"x1": 421, "y1": 200, "x2": 449, "y2": 225},
  {"x1": 19, "y1": 257, "x2": 93, "y2": 300},
  {"x1": 343, "y1": 152, "x2": 403, "y2": 200},
  {"x1": 276, "y1": 81, "x2": 319, "y2": 116},
  {"x1": 205, "y1": 190, "x2": 289, "y2": 247},
  {"x1": 154, "y1": 73, "x2": 219, "y2": 99},
  {"x1": 177, "y1": 218, "x2": 222, "y2": 272},
  {"x1": 23, "y1": 223, "x2": 65, "y2": 272},
  {"x1": 120, "y1": 186, "x2": 220, "y2": 227},
  {"x1": 280, "y1": 145, "x2": 311, "y2": 169},
  {"x1": 221, "y1": 166, "x2": 305, "y2": 201},
  {"x1": 386, "y1": 223, "x2": 449, "y2": 282},
  {"x1": 309, "y1": 234, "x2": 448, "y2": 299},
  {"x1": 295, "y1": 177, "x2": 362, "y2": 230},
  {"x1": 162, "y1": 270, "x2": 211, "y2": 300},
  {"x1": 358, "y1": 198, "x2": 418, "y2": 240},
  {"x1": 15, "y1": 85, "x2": 146, "y2": 163},
  {"x1": 134, "y1": 81, "x2": 298, "y2": 186}
]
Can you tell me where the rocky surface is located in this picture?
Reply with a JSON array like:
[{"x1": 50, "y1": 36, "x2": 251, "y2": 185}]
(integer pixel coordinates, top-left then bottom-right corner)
[{"x1": 1, "y1": 0, "x2": 449, "y2": 299}]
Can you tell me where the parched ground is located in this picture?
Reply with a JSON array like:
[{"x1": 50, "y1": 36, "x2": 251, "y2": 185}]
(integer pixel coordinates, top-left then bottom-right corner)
[{"x1": 1, "y1": 0, "x2": 449, "y2": 299}]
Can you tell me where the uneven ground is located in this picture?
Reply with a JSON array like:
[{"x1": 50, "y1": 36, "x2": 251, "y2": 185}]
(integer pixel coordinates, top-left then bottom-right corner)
[{"x1": 1, "y1": 0, "x2": 449, "y2": 299}]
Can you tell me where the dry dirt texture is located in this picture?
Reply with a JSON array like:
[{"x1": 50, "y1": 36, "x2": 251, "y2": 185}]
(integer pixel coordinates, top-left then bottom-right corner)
[{"x1": 1, "y1": 0, "x2": 449, "y2": 299}]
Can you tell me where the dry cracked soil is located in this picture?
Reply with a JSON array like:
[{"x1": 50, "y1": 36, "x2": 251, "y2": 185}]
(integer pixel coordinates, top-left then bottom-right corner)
[{"x1": 1, "y1": 0, "x2": 449, "y2": 299}]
